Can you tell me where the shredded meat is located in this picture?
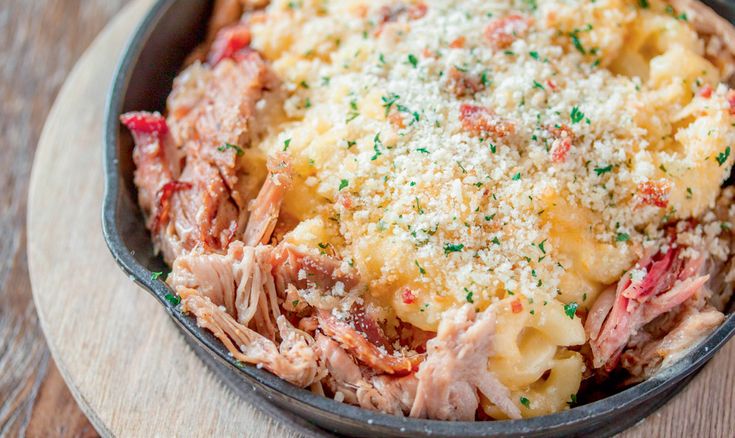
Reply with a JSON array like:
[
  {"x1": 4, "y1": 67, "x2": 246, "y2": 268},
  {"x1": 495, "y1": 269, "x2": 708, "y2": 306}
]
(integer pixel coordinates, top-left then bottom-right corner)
[
  {"x1": 586, "y1": 242, "x2": 710, "y2": 371},
  {"x1": 180, "y1": 291, "x2": 322, "y2": 387},
  {"x1": 410, "y1": 305, "x2": 520, "y2": 420},
  {"x1": 318, "y1": 310, "x2": 420, "y2": 375}
]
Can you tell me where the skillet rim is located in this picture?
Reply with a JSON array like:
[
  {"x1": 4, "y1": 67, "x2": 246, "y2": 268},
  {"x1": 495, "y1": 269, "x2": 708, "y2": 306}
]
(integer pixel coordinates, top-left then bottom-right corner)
[{"x1": 101, "y1": 0, "x2": 735, "y2": 435}]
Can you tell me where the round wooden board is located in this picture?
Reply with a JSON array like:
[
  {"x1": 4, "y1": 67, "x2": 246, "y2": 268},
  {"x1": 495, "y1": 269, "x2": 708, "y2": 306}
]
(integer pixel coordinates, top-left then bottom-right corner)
[{"x1": 27, "y1": 0, "x2": 735, "y2": 436}]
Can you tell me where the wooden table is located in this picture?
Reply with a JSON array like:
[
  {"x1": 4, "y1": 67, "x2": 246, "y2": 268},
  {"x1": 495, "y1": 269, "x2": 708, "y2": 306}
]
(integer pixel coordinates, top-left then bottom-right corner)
[
  {"x1": 5, "y1": 0, "x2": 735, "y2": 437},
  {"x1": 0, "y1": 1, "x2": 129, "y2": 435}
]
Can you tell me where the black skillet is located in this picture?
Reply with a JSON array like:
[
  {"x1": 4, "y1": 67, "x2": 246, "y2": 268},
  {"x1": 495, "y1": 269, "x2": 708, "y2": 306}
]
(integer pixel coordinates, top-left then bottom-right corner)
[{"x1": 102, "y1": 1, "x2": 735, "y2": 436}]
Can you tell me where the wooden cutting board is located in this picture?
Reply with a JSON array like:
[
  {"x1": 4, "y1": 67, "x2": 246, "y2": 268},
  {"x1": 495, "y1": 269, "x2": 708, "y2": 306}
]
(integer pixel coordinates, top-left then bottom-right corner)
[{"x1": 26, "y1": 0, "x2": 735, "y2": 436}]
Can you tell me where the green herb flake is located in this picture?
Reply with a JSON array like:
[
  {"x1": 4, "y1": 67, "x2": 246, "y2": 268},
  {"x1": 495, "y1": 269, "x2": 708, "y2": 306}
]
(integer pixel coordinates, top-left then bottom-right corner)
[
  {"x1": 570, "y1": 106, "x2": 585, "y2": 124},
  {"x1": 570, "y1": 32, "x2": 585, "y2": 54},
  {"x1": 616, "y1": 232, "x2": 630, "y2": 242},
  {"x1": 529, "y1": 51, "x2": 539, "y2": 60},
  {"x1": 464, "y1": 288, "x2": 474, "y2": 303},
  {"x1": 151, "y1": 271, "x2": 165, "y2": 281},
  {"x1": 594, "y1": 164, "x2": 613, "y2": 176},
  {"x1": 371, "y1": 133, "x2": 383, "y2": 161},
  {"x1": 415, "y1": 260, "x2": 426, "y2": 275},
  {"x1": 564, "y1": 302, "x2": 579, "y2": 319},
  {"x1": 408, "y1": 53, "x2": 418, "y2": 68},
  {"x1": 511, "y1": 172, "x2": 521, "y2": 181},
  {"x1": 716, "y1": 146, "x2": 731, "y2": 166},
  {"x1": 339, "y1": 179, "x2": 349, "y2": 191},
  {"x1": 533, "y1": 80, "x2": 545, "y2": 90},
  {"x1": 283, "y1": 138, "x2": 292, "y2": 151},
  {"x1": 164, "y1": 293, "x2": 181, "y2": 306},
  {"x1": 443, "y1": 243, "x2": 464, "y2": 254},
  {"x1": 416, "y1": 147, "x2": 430, "y2": 154},
  {"x1": 217, "y1": 142, "x2": 244, "y2": 156},
  {"x1": 520, "y1": 396, "x2": 531, "y2": 408},
  {"x1": 381, "y1": 93, "x2": 400, "y2": 116}
]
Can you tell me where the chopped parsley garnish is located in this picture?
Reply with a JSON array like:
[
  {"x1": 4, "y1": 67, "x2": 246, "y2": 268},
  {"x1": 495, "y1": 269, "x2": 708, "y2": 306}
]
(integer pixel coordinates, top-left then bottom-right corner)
[
  {"x1": 464, "y1": 288, "x2": 474, "y2": 303},
  {"x1": 491, "y1": 236, "x2": 501, "y2": 245},
  {"x1": 292, "y1": 300, "x2": 300, "y2": 307},
  {"x1": 151, "y1": 271, "x2": 165, "y2": 281},
  {"x1": 381, "y1": 93, "x2": 400, "y2": 116},
  {"x1": 217, "y1": 143, "x2": 244, "y2": 156},
  {"x1": 638, "y1": 0, "x2": 649, "y2": 8},
  {"x1": 594, "y1": 164, "x2": 613, "y2": 176},
  {"x1": 485, "y1": 214, "x2": 496, "y2": 221},
  {"x1": 511, "y1": 172, "x2": 521, "y2": 181},
  {"x1": 564, "y1": 302, "x2": 579, "y2": 319},
  {"x1": 339, "y1": 179, "x2": 349, "y2": 191},
  {"x1": 570, "y1": 32, "x2": 585, "y2": 54},
  {"x1": 371, "y1": 133, "x2": 383, "y2": 161},
  {"x1": 346, "y1": 140, "x2": 356, "y2": 149},
  {"x1": 346, "y1": 99, "x2": 359, "y2": 122},
  {"x1": 570, "y1": 106, "x2": 585, "y2": 124},
  {"x1": 533, "y1": 80, "x2": 545, "y2": 90},
  {"x1": 716, "y1": 146, "x2": 731, "y2": 166},
  {"x1": 568, "y1": 393, "x2": 578, "y2": 407},
  {"x1": 480, "y1": 70, "x2": 490, "y2": 87},
  {"x1": 164, "y1": 293, "x2": 180, "y2": 306},
  {"x1": 299, "y1": 80, "x2": 309, "y2": 89},
  {"x1": 520, "y1": 396, "x2": 531, "y2": 408},
  {"x1": 538, "y1": 239, "x2": 547, "y2": 254},
  {"x1": 616, "y1": 232, "x2": 630, "y2": 242},
  {"x1": 283, "y1": 138, "x2": 291, "y2": 151},
  {"x1": 407, "y1": 53, "x2": 418, "y2": 68},
  {"x1": 415, "y1": 197, "x2": 424, "y2": 214},
  {"x1": 529, "y1": 51, "x2": 539, "y2": 60},
  {"x1": 443, "y1": 243, "x2": 464, "y2": 254},
  {"x1": 489, "y1": 143, "x2": 497, "y2": 154},
  {"x1": 415, "y1": 260, "x2": 426, "y2": 275},
  {"x1": 416, "y1": 147, "x2": 430, "y2": 154}
]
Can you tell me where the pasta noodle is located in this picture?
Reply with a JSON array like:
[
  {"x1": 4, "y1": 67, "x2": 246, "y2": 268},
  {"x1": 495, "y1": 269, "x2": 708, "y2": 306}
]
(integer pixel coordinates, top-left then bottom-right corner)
[{"x1": 121, "y1": 0, "x2": 735, "y2": 421}]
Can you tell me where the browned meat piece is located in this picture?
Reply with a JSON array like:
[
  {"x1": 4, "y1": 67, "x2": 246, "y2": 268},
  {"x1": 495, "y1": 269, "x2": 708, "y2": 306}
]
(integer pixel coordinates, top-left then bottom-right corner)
[
  {"x1": 621, "y1": 306, "x2": 724, "y2": 381},
  {"x1": 410, "y1": 305, "x2": 520, "y2": 420},
  {"x1": 181, "y1": 290, "x2": 322, "y2": 387},
  {"x1": 167, "y1": 51, "x2": 274, "y2": 197},
  {"x1": 268, "y1": 243, "x2": 361, "y2": 296},
  {"x1": 316, "y1": 333, "x2": 418, "y2": 416},
  {"x1": 243, "y1": 154, "x2": 292, "y2": 246},
  {"x1": 165, "y1": 160, "x2": 240, "y2": 259},
  {"x1": 318, "y1": 309, "x2": 421, "y2": 375},
  {"x1": 168, "y1": 241, "x2": 280, "y2": 340},
  {"x1": 586, "y1": 241, "x2": 709, "y2": 371}
]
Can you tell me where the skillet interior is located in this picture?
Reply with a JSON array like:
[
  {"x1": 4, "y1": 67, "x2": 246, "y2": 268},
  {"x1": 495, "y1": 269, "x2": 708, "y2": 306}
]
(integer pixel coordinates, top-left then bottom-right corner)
[{"x1": 102, "y1": 1, "x2": 735, "y2": 436}]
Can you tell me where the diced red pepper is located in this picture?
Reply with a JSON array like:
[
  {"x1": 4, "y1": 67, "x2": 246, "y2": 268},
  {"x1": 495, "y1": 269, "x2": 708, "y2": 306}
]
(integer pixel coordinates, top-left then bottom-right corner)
[
  {"x1": 449, "y1": 36, "x2": 466, "y2": 49},
  {"x1": 698, "y1": 84, "x2": 713, "y2": 98},
  {"x1": 448, "y1": 67, "x2": 485, "y2": 98},
  {"x1": 548, "y1": 124, "x2": 575, "y2": 163},
  {"x1": 407, "y1": 2, "x2": 428, "y2": 19},
  {"x1": 120, "y1": 111, "x2": 168, "y2": 137},
  {"x1": 459, "y1": 103, "x2": 515, "y2": 138},
  {"x1": 401, "y1": 288, "x2": 417, "y2": 304},
  {"x1": 484, "y1": 14, "x2": 532, "y2": 50},
  {"x1": 637, "y1": 180, "x2": 670, "y2": 208},
  {"x1": 207, "y1": 23, "x2": 252, "y2": 66},
  {"x1": 511, "y1": 299, "x2": 523, "y2": 313}
]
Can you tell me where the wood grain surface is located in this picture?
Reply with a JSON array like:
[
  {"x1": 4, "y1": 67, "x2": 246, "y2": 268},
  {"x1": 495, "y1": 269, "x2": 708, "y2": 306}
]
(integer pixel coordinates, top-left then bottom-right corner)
[
  {"x1": 0, "y1": 1, "x2": 128, "y2": 436},
  {"x1": 20, "y1": 1, "x2": 735, "y2": 437}
]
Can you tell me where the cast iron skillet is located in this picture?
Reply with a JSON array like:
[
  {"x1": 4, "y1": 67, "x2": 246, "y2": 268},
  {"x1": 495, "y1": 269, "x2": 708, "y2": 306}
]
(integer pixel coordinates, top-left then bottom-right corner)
[{"x1": 103, "y1": 1, "x2": 735, "y2": 436}]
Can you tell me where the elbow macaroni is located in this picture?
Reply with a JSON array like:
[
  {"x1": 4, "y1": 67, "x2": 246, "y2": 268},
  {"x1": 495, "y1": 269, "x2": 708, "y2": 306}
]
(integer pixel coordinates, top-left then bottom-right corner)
[{"x1": 243, "y1": 0, "x2": 735, "y2": 418}]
